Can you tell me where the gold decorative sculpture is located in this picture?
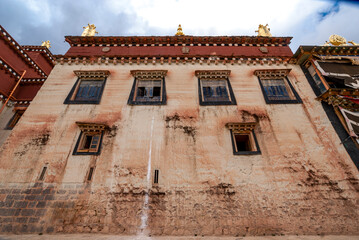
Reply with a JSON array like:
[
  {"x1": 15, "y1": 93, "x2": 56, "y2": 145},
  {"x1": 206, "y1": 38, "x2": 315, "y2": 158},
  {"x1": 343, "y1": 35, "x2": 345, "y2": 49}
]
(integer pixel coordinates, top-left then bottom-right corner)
[
  {"x1": 348, "y1": 40, "x2": 359, "y2": 46},
  {"x1": 175, "y1": 24, "x2": 184, "y2": 36},
  {"x1": 328, "y1": 34, "x2": 347, "y2": 46},
  {"x1": 255, "y1": 24, "x2": 272, "y2": 37},
  {"x1": 41, "y1": 40, "x2": 51, "y2": 48},
  {"x1": 82, "y1": 24, "x2": 98, "y2": 37}
]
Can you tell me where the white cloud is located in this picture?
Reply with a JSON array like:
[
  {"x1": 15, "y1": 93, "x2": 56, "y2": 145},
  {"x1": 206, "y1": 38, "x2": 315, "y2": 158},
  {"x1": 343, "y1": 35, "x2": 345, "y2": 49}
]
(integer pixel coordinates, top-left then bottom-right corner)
[
  {"x1": 104, "y1": 0, "x2": 328, "y2": 37},
  {"x1": 3, "y1": 0, "x2": 359, "y2": 54},
  {"x1": 22, "y1": 0, "x2": 52, "y2": 26}
]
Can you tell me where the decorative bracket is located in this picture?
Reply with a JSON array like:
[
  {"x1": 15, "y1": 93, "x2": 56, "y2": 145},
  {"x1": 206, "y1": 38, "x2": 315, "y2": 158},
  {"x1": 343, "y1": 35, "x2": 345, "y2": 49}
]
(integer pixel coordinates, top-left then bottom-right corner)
[
  {"x1": 74, "y1": 70, "x2": 110, "y2": 79},
  {"x1": 76, "y1": 122, "x2": 107, "y2": 132},
  {"x1": 130, "y1": 70, "x2": 167, "y2": 80},
  {"x1": 195, "y1": 70, "x2": 231, "y2": 79},
  {"x1": 226, "y1": 122, "x2": 257, "y2": 133},
  {"x1": 254, "y1": 69, "x2": 291, "y2": 79}
]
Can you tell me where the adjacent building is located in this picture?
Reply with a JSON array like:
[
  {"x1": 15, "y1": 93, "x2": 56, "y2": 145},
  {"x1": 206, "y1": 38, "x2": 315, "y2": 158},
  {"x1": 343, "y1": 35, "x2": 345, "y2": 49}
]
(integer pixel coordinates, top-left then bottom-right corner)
[
  {"x1": 0, "y1": 25, "x2": 55, "y2": 146},
  {"x1": 0, "y1": 26, "x2": 358, "y2": 236},
  {"x1": 292, "y1": 35, "x2": 359, "y2": 167}
]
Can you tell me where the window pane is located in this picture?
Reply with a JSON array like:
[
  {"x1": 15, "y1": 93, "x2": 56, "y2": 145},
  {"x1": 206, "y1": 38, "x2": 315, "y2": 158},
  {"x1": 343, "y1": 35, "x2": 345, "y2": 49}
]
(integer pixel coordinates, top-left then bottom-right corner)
[
  {"x1": 201, "y1": 79, "x2": 230, "y2": 102},
  {"x1": 153, "y1": 87, "x2": 161, "y2": 97},
  {"x1": 75, "y1": 80, "x2": 103, "y2": 101},
  {"x1": 308, "y1": 65, "x2": 327, "y2": 94},
  {"x1": 262, "y1": 79, "x2": 293, "y2": 101},
  {"x1": 82, "y1": 135, "x2": 93, "y2": 150},
  {"x1": 136, "y1": 80, "x2": 162, "y2": 102},
  {"x1": 235, "y1": 134, "x2": 251, "y2": 151}
]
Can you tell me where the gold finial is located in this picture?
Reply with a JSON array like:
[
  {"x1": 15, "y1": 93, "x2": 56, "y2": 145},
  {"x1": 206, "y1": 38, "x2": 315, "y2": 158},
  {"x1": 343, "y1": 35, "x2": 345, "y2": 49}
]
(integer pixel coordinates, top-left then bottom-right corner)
[
  {"x1": 81, "y1": 23, "x2": 98, "y2": 36},
  {"x1": 255, "y1": 24, "x2": 272, "y2": 37},
  {"x1": 41, "y1": 40, "x2": 51, "y2": 49},
  {"x1": 175, "y1": 24, "x2": 184, "y2": 36},
  {"x1": 325, "y1": 34, "x2": 347, "y2": 46},
  {"x1": 348, "y1": 40, "x2": 359, "y2": 46}
]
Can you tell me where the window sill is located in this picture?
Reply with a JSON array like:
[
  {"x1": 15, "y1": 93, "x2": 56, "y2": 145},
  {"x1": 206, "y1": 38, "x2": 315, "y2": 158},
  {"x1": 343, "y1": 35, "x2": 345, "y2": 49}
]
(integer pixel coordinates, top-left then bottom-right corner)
[
  {"x1": 264, "y1": 99, "x2": 302, "y2": 104},
  {"x1": 233, "y1": 150, "x2": 261, "y2": 155},
  {"x1": 64, "y1": 100, "x2": 101, "y2": 104},
  {"x1": 200, "y1": 101, "x2": 236, "y2": 106},
  {"x1": 128, "y1": 101, "x2": 166, "y2": 105}
]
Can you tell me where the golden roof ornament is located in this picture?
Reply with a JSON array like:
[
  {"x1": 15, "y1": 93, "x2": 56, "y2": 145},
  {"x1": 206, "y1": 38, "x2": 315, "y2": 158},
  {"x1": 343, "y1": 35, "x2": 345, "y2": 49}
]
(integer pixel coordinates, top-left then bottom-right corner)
[
  {"x1": 41, "y1": 40, "x2": 51, "y2": 49},
  {"x1": 255, "y1": 24, "x2": 272, "y2": 37},
  {"x1": 82, "y1": 23, "x2": 98, "y2": 36},
  {"x1": 175, "y1": 24, "x2": 184, "y2": 36},
  {"x1": 324, "y1": 34, "x2": 347, "y2": 46}
]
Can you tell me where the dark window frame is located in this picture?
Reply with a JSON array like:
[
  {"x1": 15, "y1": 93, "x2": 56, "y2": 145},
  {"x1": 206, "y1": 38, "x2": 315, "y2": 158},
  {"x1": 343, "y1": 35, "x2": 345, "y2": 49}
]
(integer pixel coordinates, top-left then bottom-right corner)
[
  {"x1": 73, "y1": 130, "x2": 104, "y2": 155},
  {"x1": 257, "y1": 76, "x2": 302, "y2": 104},
  {"x1": 64, "y1": 77, "x2": 107, "y2": 104},
  {"x1": 198, "y1": 77, "x2": 237, "y2": 106},
  {"x1": 127, "y1": 77, "x2": 167, "y2": 105},
  {"x1": 5, "y1": 110, "x2": 25, "y2": 130},
  {"x1": 38, "y1": 166, "x2": 47, "y2": 181},
  {"x1": 230, "y1": 129, "x2": 261, "y2": 155},
  {"x1": 87, "y1": 167, "x2": 95, "y2": 181},
  {"x1": 154, "y1": 169, "x2": 159, "y2": 184}
]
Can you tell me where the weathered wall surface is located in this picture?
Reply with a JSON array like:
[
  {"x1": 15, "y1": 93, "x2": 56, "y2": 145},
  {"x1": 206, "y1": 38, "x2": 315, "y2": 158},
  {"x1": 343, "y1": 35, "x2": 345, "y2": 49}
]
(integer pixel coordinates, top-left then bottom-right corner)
[{"x1": 0, "y1": 63, "x2": 358, "y2": 236}]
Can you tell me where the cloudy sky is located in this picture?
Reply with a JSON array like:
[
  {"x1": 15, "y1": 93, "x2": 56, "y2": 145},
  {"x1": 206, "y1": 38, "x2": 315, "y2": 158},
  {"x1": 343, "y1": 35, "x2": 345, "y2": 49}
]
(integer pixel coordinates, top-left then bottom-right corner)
[{"x1": 1, "y1": 0, "x2": 358, "y2": 54}]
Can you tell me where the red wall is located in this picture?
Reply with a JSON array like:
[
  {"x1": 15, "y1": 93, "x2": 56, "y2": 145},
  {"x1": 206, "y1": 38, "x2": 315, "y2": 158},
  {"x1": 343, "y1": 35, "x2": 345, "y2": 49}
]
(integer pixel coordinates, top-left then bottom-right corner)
[
  {"x1": 0, "y1": 38, "x2": 43, "y2": 78},
  {"x1": 65, "y1": 45, "x2": 293, "y2": 58},
  {"x1": 26, "y1": 51, "x2": 53, "y2": 75}
]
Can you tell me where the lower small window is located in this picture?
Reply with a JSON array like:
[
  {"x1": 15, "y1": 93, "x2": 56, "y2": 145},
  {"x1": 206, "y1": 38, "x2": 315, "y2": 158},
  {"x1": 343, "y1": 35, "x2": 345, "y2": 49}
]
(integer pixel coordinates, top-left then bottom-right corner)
[
  {"x1": 227, "y1": 123, "x2": 261, "y2": 155},
  {"x1": 6, "y1": 110, "x2": 25, "y2": 130},
  {"x1": 77, "y1": 132, "x2": 102, "y2": 153},
  {"x1": 73, "y1": 122, "x2": 106, "y2": 155}
]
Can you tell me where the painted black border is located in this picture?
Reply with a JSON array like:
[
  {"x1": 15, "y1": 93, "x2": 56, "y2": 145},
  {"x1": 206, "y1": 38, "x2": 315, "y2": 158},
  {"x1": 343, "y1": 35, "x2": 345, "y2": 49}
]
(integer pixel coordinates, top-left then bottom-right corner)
[
  {"x1": 64, "y1": 77, "x2": 107, "y2": 104},
  {"x1": 127, "y1": 77, "x2": 167, "y2": 105},
  {"x1": 72, "y1": 131, "x2": 104, "y2": 156},
  {"x1": 301, "y1": 65, "x2": 359, "y2": 169},
  {"x1": 230, "y1": 129, "x2": 261, "y2": 155},
  {"x1": 198, "y1": 77, "x2": 237, "y2": 106},
  {"x1": 257, "y1": 76, "x2": 302, "y2": 104}
]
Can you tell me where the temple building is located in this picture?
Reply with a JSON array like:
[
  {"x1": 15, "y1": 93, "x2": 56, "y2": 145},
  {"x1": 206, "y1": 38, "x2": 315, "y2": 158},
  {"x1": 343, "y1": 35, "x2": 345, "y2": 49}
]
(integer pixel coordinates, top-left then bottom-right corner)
[
  {"x1": 0, "y1": 25, "x2": 55, "y2": 146},
  {"x1": 292, "y1": 34, "x2": 359, "y2": 167},
  {"x1": 0, "y1": 25, "x2": 358, "y2": 236}
]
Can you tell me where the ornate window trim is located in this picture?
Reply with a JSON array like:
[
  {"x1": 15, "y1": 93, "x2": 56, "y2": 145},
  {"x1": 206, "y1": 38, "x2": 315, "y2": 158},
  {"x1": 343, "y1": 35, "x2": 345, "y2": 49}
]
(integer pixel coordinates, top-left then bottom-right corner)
[
  {"x1": 254, "y1": 69, "x2": 302, "y2": 104},
  {"x1": 226, "y1": 122, "x2": 261, "y2": 155},
  {"x1": 74, "y1": 70, "x2": 110, "y2": 79},
  {"x1": 73, "y1": 122, "x2": 107, "y2": 155},
  {"x1": 64, "y1": 70, "x2": 109, "y2": 104},
  {"x1": 195, "y1": 70, "x2": 237, "y2": 106},
  {"x1": 127, "y1": 70, "x2": 167, "y2": 105}
]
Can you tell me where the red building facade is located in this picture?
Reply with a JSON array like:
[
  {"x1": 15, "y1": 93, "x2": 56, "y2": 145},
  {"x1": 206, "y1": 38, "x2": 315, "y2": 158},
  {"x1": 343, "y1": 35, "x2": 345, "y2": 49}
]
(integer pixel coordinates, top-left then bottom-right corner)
[{"x1": 0, "y1": 25, "x2": 54, "y2": 143}]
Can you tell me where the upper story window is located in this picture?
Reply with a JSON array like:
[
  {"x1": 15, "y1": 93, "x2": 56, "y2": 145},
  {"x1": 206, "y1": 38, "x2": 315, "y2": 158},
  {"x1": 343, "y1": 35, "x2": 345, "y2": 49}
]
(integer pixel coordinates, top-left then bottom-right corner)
[
  {"x1": 227, "y1": 122, "x2": 261, "y2": 155},
  {"x1": 307, "y1": 64, "x2": 327, "y2": 94},
  {"x1": 195, "y1": 70, "x2": 237, "y2": 106},
  {"x1": 73, "y1": 122, "x2": 107, "y2": 155},
  {"x1": 64, "y1": 70, "x2": 109, "y2": 104},
  {"x1": 254, "y1": 69, "x2": 302, "y2": 104},
  {"x1": 127, "y1": 70, "x2": 167, "y2": 105}
]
